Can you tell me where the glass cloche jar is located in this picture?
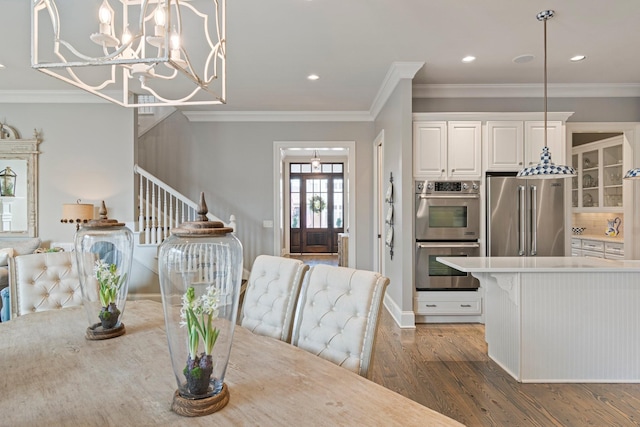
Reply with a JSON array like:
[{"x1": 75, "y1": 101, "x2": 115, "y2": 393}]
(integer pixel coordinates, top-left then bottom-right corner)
[
  {"x1": 75, "y1": 201, "x2": 133, "y2": 340},
  {"x1": 158, "y1": 193, "x2": 243, "y2": 417}
]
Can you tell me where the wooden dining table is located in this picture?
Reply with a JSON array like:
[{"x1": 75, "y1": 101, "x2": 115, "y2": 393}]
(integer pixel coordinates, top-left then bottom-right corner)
[{"x1": 0, "y1": 300, "x2": 462, "y2": 426}]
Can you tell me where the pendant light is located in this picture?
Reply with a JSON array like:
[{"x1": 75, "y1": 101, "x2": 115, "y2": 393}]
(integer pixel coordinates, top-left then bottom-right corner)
[
  {"x1": 310, "y1": 150, "x2": 321, "y2": 172},
  {"x1": 517, "y1": 10, "x2": 576, "y2": 179},
  {"x1": 623, "y1": 167, "x2": 640, "y2": 179}
]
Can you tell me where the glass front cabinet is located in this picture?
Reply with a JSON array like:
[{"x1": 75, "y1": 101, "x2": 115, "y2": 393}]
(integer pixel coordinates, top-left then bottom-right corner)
[{"x1": 572, "y1": 135, "x2": 623, "y2": 211}]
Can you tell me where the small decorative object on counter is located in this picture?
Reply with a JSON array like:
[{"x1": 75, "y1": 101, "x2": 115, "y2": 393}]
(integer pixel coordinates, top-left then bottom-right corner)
[
  {"x1": 605, "y1": 217, "x2": 621, "y2": 237},
  {"x1": 158, "y1": 192, "x2": 243, "y2": 417},
  {"x1": 75, "y1": 201, "x2": 133, "y2": 340},
  {"x1": 571, "y1": 227, "x2": 586, "y2": 235}
]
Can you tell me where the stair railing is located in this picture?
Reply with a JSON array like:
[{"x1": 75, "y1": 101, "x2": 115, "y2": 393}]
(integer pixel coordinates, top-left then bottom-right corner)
[{"x1": 134, "y1": 164, "x2": 236, "y2": 245}]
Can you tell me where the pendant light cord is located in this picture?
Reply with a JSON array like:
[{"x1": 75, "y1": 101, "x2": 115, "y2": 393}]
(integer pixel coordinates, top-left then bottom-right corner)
[{"x1": 543, "y1": 15, "x2": 548, "y2": 149}]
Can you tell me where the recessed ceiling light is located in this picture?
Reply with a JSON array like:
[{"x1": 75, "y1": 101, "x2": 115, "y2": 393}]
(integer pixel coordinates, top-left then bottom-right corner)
[
  {"x1": 513, "y1": 54, "x2": 535, "y2": 64},
  {"x1": 0, "y1": 64, "x2": 5, "y2": 69},
  {"x1": 570, "y1": 55, "x2": 586, "y2": 62},
  {"x1": 307, "y1": 74, "x2": 319, "y2": 81},
  {"x1": 462, "y1": 56, "x2": 476, "y2": 63}
]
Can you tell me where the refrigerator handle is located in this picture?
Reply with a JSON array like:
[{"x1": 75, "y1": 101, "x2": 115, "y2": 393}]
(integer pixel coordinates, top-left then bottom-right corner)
[
  {"x1": 518, "y1": 185, "x2": 525, "y2": 256},
  {"x1": 530, "y1": 184, "x2": 537, "y2": 256}
]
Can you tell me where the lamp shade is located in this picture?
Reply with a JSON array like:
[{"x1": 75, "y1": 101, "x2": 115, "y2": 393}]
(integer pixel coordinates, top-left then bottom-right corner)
[
  {"x1": 624, "y1": 168, "x2": 640, "y2": 179},
  {"x1": 62, "y1": 203, "x2": 94, "y2": 223},
  {"x1": 516, "y1": 146, "x2": 577, "y2": 178}
]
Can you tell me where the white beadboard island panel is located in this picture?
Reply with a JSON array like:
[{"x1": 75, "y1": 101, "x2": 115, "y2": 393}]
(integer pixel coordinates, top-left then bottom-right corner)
[{"x1": 438, "y1": 257, "x2": 640, "y2": 383}]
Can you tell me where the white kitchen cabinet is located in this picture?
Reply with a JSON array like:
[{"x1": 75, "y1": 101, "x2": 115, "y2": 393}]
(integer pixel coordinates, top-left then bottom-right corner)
[
  {"x1": 486, "y1": 121, "x2": 524, "y2": 171},
  {"x1": 524, "y1": 121, "x2": 565, "y2": 167},
  {"x1": 414, "y1": 290, "x2": 482, "y2": 323},
  {"x1": 570, "y1": 236, "x2": 624, "y2": 259},
  {"x1": 485, "y1": 120, "x2": 564, "y2": 171},
  {"x1": 413, "y1": 121, "x2": 481, "y2": 179},
  {"x1": 571, "y1": 135, "x2": 624, "y2": 212}
]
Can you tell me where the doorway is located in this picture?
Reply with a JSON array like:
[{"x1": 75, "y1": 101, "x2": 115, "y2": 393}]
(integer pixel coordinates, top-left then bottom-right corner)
[
  {"x1": 290, "y1": 164, "x2": 344, "y2": 253},
  {"x1": 273, "y1": 141, "x2": 356, "y2": 265}
]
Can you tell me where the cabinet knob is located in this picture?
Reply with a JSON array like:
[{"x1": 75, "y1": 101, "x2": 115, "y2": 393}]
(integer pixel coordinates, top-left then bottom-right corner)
[
  {"x1": 441, "y1": 169, "x2": 445, "y2": 173},
  {"x1": 519, "y1": 162, "x2": 523, "y2": 165},
  {"x1": 451, "y1": 169, "x2": 455, "y2": 172}
]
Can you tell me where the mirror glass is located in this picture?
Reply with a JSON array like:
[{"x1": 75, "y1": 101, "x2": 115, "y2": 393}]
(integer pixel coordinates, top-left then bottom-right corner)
[{"x1": 0, "y1": 132, "x2": 40, "y2": 237}]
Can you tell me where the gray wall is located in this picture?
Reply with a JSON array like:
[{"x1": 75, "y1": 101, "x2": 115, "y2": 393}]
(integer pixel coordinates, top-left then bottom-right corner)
[
  {"x1": 373, "y1": 78, "x2": 415, "y2": 325},
  {"x1": 0, "y1": 103, "x2": 135, "y2": 245},
  {"x1": 139, "y1": 117, "x2": 375, "y2": 271}
]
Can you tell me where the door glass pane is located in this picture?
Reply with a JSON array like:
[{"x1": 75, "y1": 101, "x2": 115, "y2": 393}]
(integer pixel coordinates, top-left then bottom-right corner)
[
  {"x1": 306, "y1": 178, "x2": 328, "y2": 228},
  {"x1": 290, "y1": 178, "x2": 300, "y2": 228},
  {"x1": 333, "y1": 178, "x2": 343, "y2": 228}
]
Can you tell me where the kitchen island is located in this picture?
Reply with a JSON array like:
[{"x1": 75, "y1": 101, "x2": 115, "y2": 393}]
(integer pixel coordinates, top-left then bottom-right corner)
[{"x1": 437, "y1": 256, "x2": 640, "y2": 383}]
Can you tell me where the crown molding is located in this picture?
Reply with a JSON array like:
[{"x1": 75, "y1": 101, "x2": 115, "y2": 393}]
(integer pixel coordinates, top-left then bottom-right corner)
[
  {"x1": 412, "y1": 83, "x2": 640, "y2": 98},
  {"x1": 369, "y1": 61, "x2": 424, "y2": 119},
  {"x1": 183, "y1": 110, "x2": 373, "y2": 122},
  {"x1": 412, "y1": 111, "x2": 575, "y2": 122},
  {"x1": 0, "y1": 90, "x2": 111, "y2": 103}
]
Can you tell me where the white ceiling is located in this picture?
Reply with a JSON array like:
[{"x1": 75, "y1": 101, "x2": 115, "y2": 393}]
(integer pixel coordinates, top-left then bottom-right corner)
[{"x1": 1, "y1": 0, "x2": 639, "y2": 113}]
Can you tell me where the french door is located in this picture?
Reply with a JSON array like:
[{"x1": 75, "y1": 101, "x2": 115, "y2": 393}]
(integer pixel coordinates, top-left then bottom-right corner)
[{"x1": 290, "y1": 163, "x2": 344, "y2": 253}]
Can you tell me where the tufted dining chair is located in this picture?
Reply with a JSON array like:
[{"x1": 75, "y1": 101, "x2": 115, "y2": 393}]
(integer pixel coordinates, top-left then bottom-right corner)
[
  {"x1": 9, "y1": 252, "x2": 82, "y2": 318},
  {"x1": 240, "y1": 255, "x2": 309, "y2": 343},
  {"x1": 291, "y1": 264, "x2": 390, "y2": 378}
]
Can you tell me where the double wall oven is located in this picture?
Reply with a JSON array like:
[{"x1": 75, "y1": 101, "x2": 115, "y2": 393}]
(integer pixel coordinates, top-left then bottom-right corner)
[{"x1": 415, "y1": 180, "x2": 480, "y2": 290}]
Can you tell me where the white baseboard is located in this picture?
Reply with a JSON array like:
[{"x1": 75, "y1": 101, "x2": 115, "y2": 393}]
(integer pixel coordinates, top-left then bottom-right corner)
[{"x1": 383, "y1": 294, "x2": 416, "y2": 329}]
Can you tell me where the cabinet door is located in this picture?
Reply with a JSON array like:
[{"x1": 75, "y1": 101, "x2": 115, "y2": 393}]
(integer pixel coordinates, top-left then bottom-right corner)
[
  {"x1": 524, "y1": 121, "x2": 564, "y2": 166},
  {"x1": 447, "y1": 121, "x2": 482, "y2": 178},
  {"x1": 486, "y1": 121, "x2": 524, "y2": 171},
  {"x1": 413, "y1": 121, "x2": 447, "y2": 178}
]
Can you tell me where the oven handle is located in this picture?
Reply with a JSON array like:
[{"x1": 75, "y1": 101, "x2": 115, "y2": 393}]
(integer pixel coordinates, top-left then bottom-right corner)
[
  {"x1": 417, "y1": 242, "x2": 480, "y2": 249},
  {"x1": 418, "y1": 194, "x2": 479, "y2": 200}
]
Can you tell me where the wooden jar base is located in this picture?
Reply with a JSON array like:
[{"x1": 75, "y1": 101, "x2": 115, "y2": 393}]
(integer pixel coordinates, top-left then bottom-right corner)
[
  {"x1": 172, "y1": 383, "x2": 230, "y2": 417},
  {"x1": 85, "y1": 323, "x2": 126, "y2": 340}
]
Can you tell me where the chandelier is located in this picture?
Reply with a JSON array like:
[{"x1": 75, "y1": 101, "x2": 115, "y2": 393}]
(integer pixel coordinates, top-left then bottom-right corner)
[{"x1": 31, "y1": 0, "x2": 226, "y2": 107}]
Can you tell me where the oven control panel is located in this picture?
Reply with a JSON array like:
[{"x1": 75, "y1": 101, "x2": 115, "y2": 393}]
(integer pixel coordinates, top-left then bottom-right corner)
[{"x1": 416, "y1": 180, "x2": 480, "y2": 194}]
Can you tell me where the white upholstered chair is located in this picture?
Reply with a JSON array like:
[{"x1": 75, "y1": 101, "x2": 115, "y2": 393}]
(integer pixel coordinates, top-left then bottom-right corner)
[
  {"x1": 240, "y1": 255, "x2": 309, "y2": 343},
  {"x1": 291, "y1": 264, "x2": 390, "y2": 378},
  {"x1": 9, "y1": 252, "x2": 82, "y2": 318}
]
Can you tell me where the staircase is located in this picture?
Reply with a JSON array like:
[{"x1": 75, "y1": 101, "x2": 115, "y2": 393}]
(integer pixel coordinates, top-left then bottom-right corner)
[
  {"x1": 134, "y1": 164, "x2": 236, "y2": 246},
  {"x1": 129, "y1": 165, "x2": 243, "y2": 300}
]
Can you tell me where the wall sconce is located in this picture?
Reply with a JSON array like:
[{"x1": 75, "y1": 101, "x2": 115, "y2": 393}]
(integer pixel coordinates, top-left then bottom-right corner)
[
  {"x1": 61, "y1": 200, "x2": 95, "y2": 231},
  {"x1": 0, "y1": 167, "x2": 16, "y2": 197}
]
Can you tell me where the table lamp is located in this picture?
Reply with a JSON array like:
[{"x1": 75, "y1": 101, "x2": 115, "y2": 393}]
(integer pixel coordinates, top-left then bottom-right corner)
[{"x1": 61, "y1": 200, "x2": 94, "y2": 230}]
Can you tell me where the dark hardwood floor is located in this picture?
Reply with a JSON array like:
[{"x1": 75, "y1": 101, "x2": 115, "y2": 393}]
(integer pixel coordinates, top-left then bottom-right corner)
[{"x1": 369, "y1": 309, "x2": 640, "y2": 426}]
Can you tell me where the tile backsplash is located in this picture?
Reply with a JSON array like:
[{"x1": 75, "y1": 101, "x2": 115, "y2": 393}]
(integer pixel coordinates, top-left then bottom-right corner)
[{"x1": 572, "y1": 212, "x2": 624, "y2": 237}]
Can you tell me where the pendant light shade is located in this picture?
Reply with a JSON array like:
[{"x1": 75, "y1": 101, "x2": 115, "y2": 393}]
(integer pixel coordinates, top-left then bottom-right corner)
[
  {"x1": 624, "y1": 168, "x2": 640, "y2": 179},
  {"x1": 310, "y1": 150, "x2": 321, "y2": 172},
  {"x1": 517, "y1": 10, "x2": 575, "y2": 179}
]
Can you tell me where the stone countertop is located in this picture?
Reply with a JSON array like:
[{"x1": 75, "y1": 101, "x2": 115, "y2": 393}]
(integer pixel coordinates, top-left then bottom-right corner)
[{"x1": 437, "y1": 256, "x2": 640, "y2": 273}]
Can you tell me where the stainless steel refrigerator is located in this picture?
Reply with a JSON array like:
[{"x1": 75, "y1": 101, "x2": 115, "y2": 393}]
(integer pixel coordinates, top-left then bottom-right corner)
[{"x1": 486, "y1": 173, "x2": 565, "y2": 257}]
